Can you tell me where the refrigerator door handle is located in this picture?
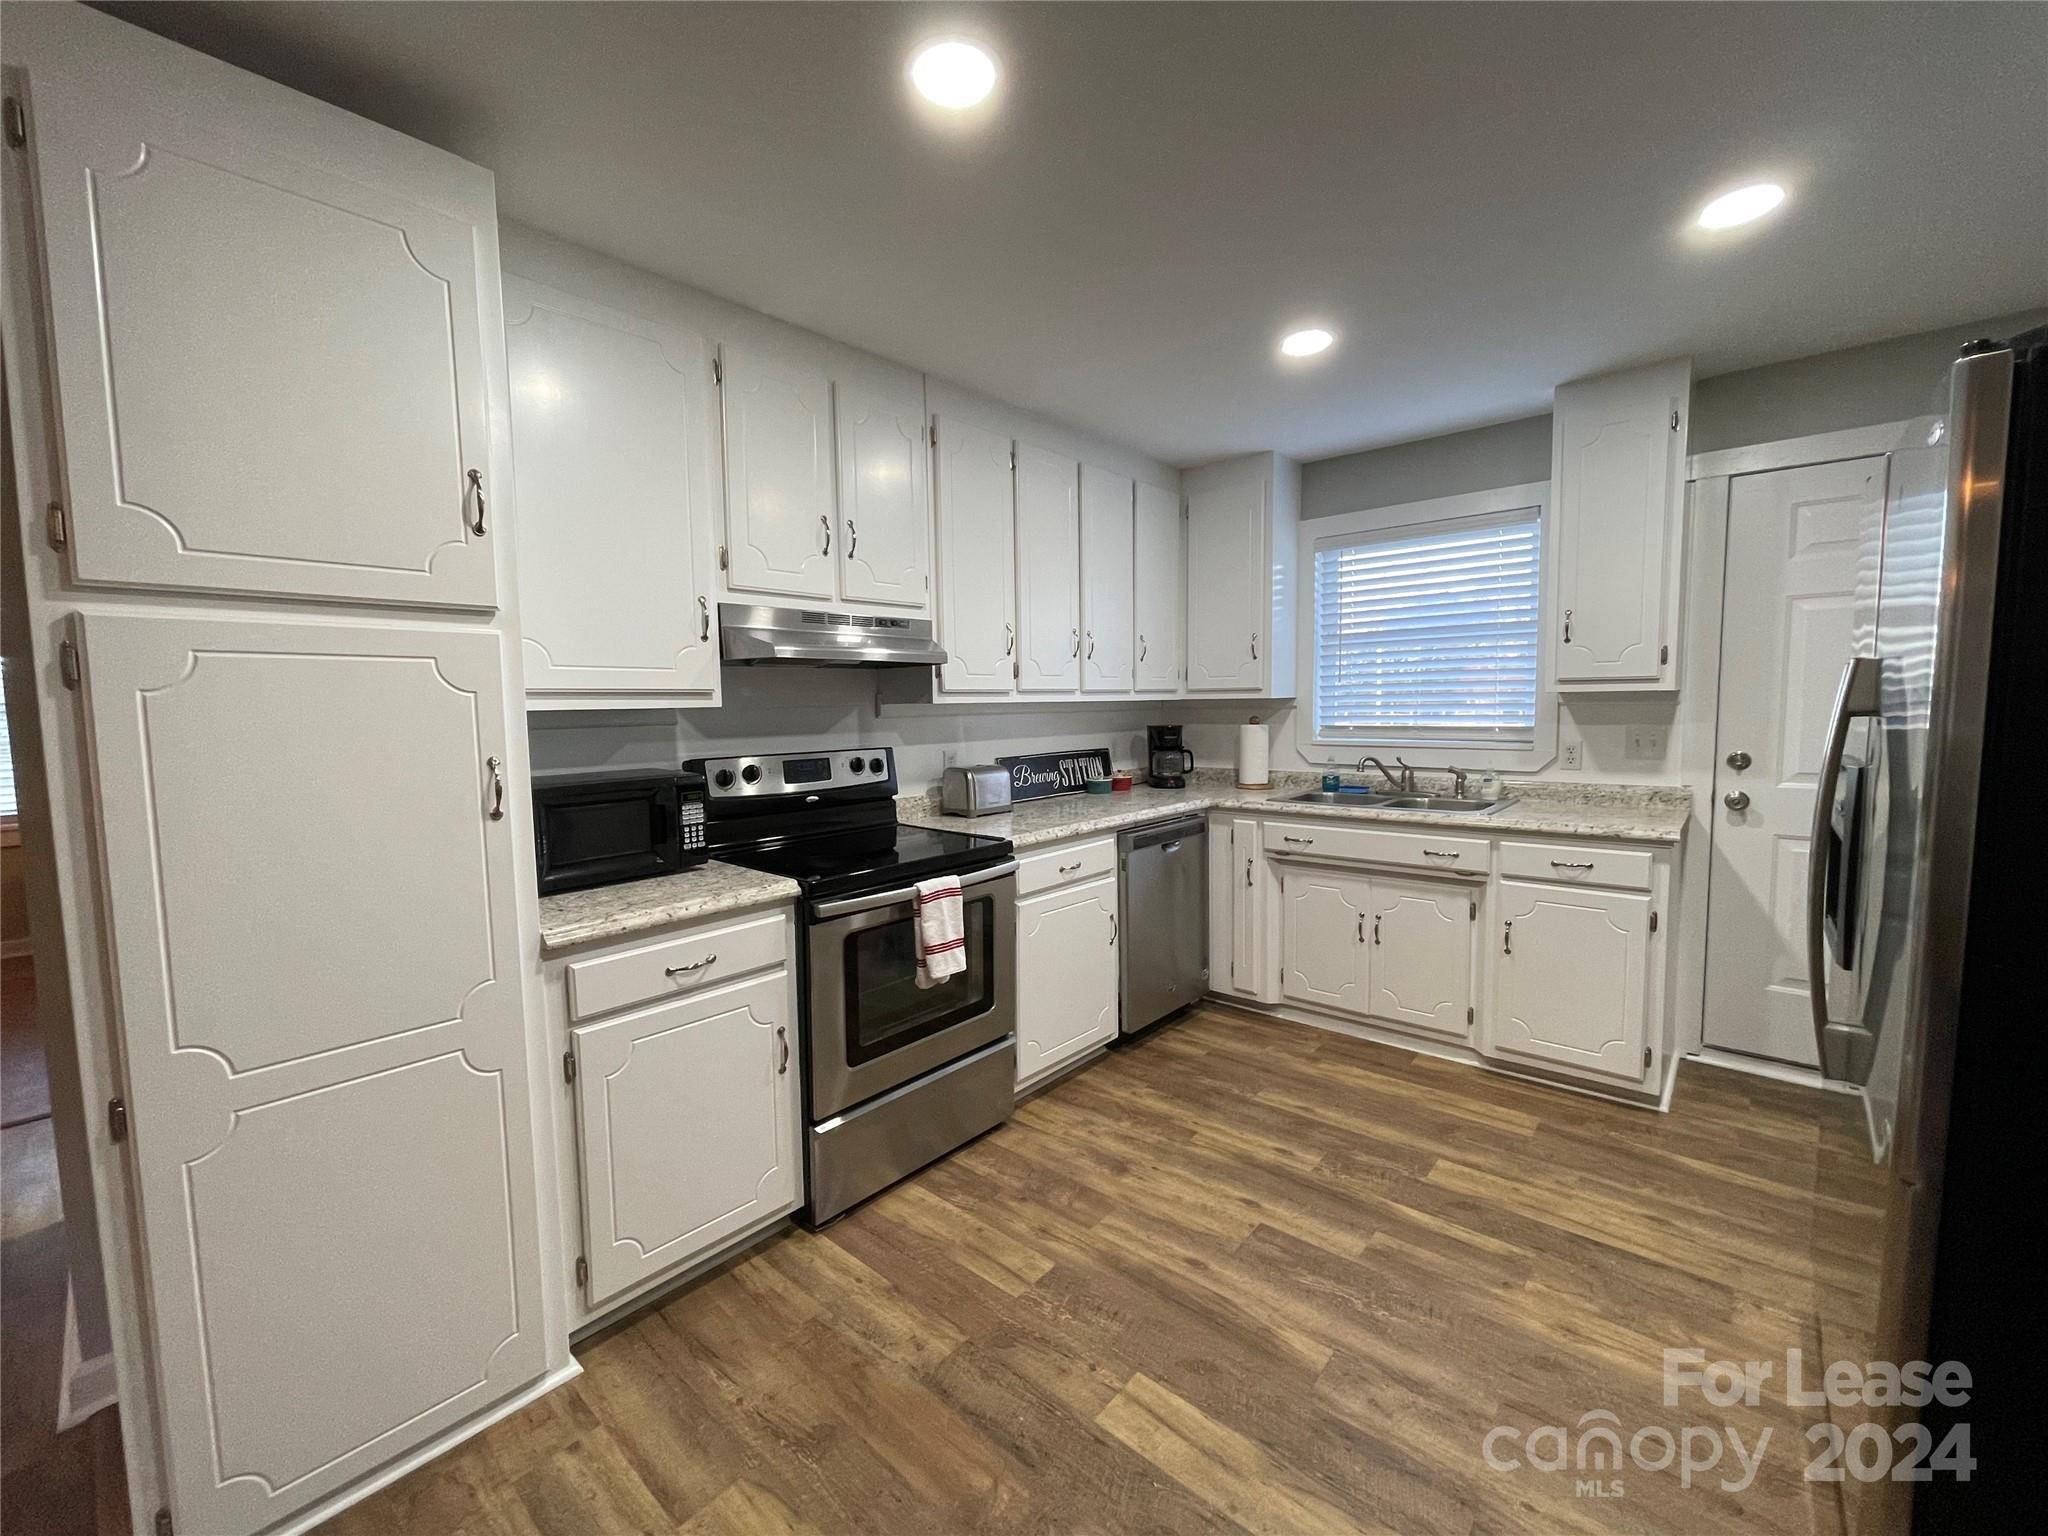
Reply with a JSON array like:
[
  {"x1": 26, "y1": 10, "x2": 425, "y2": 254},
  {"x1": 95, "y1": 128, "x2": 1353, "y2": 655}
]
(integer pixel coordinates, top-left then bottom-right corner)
[{"x1": 1807, "y1": 654, "x2": 1881, "y2": 1074}]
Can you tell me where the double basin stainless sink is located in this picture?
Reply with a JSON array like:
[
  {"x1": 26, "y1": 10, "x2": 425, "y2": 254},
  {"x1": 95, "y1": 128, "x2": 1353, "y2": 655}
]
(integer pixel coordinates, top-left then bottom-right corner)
[{"x1": 1275, "y1": 788, "x2": 1515, "y2": 815}]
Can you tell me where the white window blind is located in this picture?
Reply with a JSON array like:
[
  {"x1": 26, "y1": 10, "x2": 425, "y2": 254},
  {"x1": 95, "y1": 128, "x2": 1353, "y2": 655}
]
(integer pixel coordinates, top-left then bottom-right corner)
[
  {"x1": 1313, "y1": 509, "x2": 1542, "y2": 746},
  {"x1": 0, "y1": 661, "x2": 15, "y2": 818}
]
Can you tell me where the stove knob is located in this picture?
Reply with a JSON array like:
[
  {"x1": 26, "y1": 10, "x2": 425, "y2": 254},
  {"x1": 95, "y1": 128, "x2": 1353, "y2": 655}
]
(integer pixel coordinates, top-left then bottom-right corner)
[
  {"x1": 713, "y1": 769, "x2": 735, "y2": 790},
  {"x1": 848, "y1": 756, "x2": 865, "y2": 773},
  {"x1": 869, "y1": 757, "x2": 885, "y2": 775},
  {"x1": 740, "y1": 764, "x2": 761, "y2": 785}
]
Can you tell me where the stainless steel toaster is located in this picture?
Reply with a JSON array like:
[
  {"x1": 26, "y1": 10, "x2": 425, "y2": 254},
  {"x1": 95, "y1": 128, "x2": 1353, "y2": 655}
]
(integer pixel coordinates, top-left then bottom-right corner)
[{"x1": 941, "y1": 764, "x2": 1012, "y2": 817}]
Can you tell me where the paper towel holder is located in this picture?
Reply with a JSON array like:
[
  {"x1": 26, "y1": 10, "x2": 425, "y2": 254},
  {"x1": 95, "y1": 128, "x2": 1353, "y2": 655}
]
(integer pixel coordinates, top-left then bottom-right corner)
[{"x1": 1236, "y1": 714, "x2": 1271, "y2": 791}]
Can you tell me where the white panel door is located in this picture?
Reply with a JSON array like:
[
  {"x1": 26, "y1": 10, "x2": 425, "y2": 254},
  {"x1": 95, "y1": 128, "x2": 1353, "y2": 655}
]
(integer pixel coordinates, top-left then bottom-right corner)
[
  {"x1": 24, "y1": 68, "x2": 498, "y2": 607},
  {"x1": 935, "y1": 416, "x2": 1017, "y2": 694},
  {"x1": 571, "y1": 973, "x2": 800, "y2": 1304},
  {"x1": 506, "y1": 276, "x2": 718, "y2": 699},
  {"x1": 1367, "y1": 876, "x2": 1474, "y2": 1038},
  {"x1": 1079, "y1": 464, "x2": 1135, "y2": 692},
  {"x1": 1552, "y1": 364, "x2": 1687, "y2": 685},
  {"x1": 76, "y1": 613, "x2": 544, "y2": 1536},
  {"x1": 719, "y1": 343, "x2": 837, "y2": 600},
  {"x1": 1134, "y1": 481, "x2": 1184, "y2": 692},
  {"x1": 1015, "y1": 876, "x2": 1120, "y2": 1084},
  {"x1": 834, "y1": 382, "x2": 930, "y2": 609},
  {"x1": 1014, "y1": 443, "x2": 1082, "y2": 692},
  {"x1": 1186, "y1": 467, "x2": 1265, "y2": 691},
  {"x1": 1488, "y1": 879, "x2": 1650, "y2": 1083},
  {"x1": 1280, "y1": 868, "x2": 1370, "y2": 1015},
  {"x1": 1704, "y1": 456, "x2": 1887, "y2": 1066}
]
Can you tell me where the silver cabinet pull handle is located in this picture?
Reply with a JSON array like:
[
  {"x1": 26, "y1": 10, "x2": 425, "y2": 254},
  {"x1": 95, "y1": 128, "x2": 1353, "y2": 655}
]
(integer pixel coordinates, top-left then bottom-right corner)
[
  {"x1": 1004, "y1": 623, "x2": 1014, "y2": 656},
  {"x1": 776, "y1": 1025, "x2": 789, "y2": 1075},
  {"x1": 1058, "y1": 860, "x2": 1082, "y2": 875},
  {"x1": 486, "y1": 755, "x2": 505, "y2": 820},
  {"x1": 1373, "y1": 914, "x2": 1381, "y2": 945},
  {"x1": 846, "y1": 518, "x2": 857, "y2": 559},
  {"x1": 1562, "y1": 607, "x2": 1573, "y2": 644},
  {"x1": 1139, "y1": 635, "x2": 1147, "y2": 661},
  {"x1": 664, "y1": 954, "x2": 719, "y2": 977},
  {"x1": 1109, "y1": 914, "x2": 1118, "y2": 946},
  {"x1": 820, "y1": 514, "x2": 831, "y2": 556},
  {"x1": 1281, "y1": 834, "x2": 1314, "y2": 846},
  {"x1": 698, "y1": 595, "x2": 710, "y2": 642},
  {"x1": 1422, "y1": 849, "x2": 1460, "y2": 860},
  {"x1": 1072, "y1": 627, "x2": 1081, "y2": 658},
  {"x1": 1503, "y1": 920, "x2": 1513, "y2": 956},
  {"x1": 1357, "y1": 912, "x2": 1364, "y2": 943},
  {"x1": 1086, "y1": 631, "x2": 1095, "y2": 659},
  {"x1": 1245, "y1": 859, "x2": 1253, "y2": 888},
  {"x1": 1251, "y1": 631, "x2": 1259, "y2": 660},
  {"x1": 1724, "y1": 791, "x2": 1751, "y2": 812},
  {"x1": 1550, "y1": 859, "x2": 1594, "y2": 871},
  {"x1": 466, "y1": 468, "x2": 486, "y2": 536}
]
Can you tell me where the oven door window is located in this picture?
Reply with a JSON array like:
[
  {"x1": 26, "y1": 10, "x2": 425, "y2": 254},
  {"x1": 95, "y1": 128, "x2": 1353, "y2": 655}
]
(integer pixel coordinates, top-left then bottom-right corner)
[{"x1": 841, "y1": 894, "x2": 996, "y2": 1066}]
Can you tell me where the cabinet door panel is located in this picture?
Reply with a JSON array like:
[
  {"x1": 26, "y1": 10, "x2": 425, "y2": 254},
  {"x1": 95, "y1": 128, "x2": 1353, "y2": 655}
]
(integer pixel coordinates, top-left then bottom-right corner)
[
  {"x1": 1016, "y1": 877, "x2": 1120, "y2": 1082},
  {"x1": 572, "y1": 973, "x2": 799, "y2": 1303},
  {"x1": 720, "y1": 344, "x2": 836, "y2": 599},
  {"x1": 1280, "y1": 868, "x2": 1370, "y2": 1015},
  {"x1": 1014, "y1": 443, "x2": 1082, "y2": 692},
  {"x1": 507, "y1": 277, "x2": 717, "y2": 698},
  {"x1": 1228, "y1": 816, "x2": 1267, "y2": 998},
  {"x1": 28, "y1": 78, "x2": 497, "y2": 606},
  {"x1": 1134, "y1": 482, "x2": 1184, "y2": 692},
  {"x1": 935, "y1": 417, "x2": 1017, "y2": 693},
  {"x1": 76, "y1": 613, "x2": 543, "y2": 1536},
  {"x1": 1186, "y1": 468, "x2": 1265, "y2": 691},
  {"x1": 1489, "y1": 879, "x2": 1650, "y2": 1082},
  {"x1": 1080, "y1": 464, "x2": 1135, "y2": 692},
  {"x1": 835, "y1": 383, "x2": 930, "y2": 609},
  {"x1": 1368, "y1": 876, "x2": 1473, "y2": 1037}
]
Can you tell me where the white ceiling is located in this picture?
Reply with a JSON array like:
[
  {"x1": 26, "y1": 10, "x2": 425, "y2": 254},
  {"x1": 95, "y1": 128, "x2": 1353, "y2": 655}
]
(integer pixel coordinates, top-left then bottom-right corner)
[{"x1": 99, "y1": 2, "x2": 2048, "y2": 465}]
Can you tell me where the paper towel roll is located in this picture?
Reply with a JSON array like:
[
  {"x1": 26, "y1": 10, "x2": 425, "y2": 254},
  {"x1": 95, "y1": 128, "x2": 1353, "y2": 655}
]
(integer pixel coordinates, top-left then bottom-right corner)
[{"x1": 1236, "y1": 719, "x2": 1269, "y2": 789}]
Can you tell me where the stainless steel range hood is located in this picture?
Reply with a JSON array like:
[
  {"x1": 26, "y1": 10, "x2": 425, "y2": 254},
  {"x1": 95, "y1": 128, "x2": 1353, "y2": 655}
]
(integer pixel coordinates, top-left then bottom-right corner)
[{"x1": 718, "y1": 604, "x2": 949, "y2": 667}]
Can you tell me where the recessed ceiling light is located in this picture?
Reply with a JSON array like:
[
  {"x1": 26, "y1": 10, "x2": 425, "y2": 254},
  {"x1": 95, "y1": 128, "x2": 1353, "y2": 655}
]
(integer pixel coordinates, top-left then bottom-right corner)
[
  {"x1": 1697, "y1": 182, "x2": 1786, "y2": 230},
  {"x1": 909, "y1": 39, "x2": 998, "y2": 109},
  {"x1": 1280, "y1": 327, "x2": 1335, "y2": 358}
]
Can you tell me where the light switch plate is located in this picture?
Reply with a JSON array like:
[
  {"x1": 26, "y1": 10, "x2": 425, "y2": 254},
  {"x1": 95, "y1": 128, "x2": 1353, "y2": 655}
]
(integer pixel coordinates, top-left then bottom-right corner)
[{"x1": 1626, "y1": 725, "x2": 1667, "y2": 761}]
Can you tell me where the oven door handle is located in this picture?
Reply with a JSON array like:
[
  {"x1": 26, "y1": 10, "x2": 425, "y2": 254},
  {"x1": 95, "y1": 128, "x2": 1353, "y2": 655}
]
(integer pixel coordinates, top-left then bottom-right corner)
[{"x1": 810, "y1": 859, "x2": 1019, "y2": 920}]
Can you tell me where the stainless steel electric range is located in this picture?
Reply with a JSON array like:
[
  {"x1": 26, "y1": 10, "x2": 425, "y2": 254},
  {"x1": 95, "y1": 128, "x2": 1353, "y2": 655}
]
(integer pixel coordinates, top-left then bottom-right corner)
[{"x1": 684, "y1": 746, "x2": 1016, "y2": 1224}]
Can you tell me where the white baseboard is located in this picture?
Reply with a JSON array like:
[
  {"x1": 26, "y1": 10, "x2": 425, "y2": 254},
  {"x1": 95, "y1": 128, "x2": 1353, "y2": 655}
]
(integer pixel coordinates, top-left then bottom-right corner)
[
  {"x1": 56, "y1": 1281, "x2": 118, "y2": 1431},
  {"x1": 1688, "y1": 1045, "x2": 1857, "y2": 1094}
]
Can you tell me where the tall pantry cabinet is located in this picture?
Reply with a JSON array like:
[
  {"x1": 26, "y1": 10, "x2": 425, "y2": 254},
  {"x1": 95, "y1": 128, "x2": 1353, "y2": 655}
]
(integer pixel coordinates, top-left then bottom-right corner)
[{"x1": 2, "y1": 9, "x2": 558, "y2": 1536}]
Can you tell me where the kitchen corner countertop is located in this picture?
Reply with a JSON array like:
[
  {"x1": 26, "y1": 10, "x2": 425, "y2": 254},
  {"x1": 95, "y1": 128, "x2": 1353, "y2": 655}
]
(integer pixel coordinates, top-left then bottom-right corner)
[
  {"x1": 896, "y1": 771, "x2": 1692, "y2": 850},
  {"x1": 538, "y1": 861, "x2": 800, "y2": 955}
]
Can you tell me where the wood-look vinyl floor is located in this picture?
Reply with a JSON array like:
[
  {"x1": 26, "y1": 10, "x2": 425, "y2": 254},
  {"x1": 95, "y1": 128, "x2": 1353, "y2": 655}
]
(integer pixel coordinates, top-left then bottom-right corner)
[{"x1": 3, "y1": 999, "x2": 1881, "y2": 1536}]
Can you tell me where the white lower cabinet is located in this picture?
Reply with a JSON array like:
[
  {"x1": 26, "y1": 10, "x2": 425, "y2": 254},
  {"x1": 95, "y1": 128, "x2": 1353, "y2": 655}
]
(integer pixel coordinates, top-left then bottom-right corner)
[
  {"x1": 1015, "y1": 874, "x2": 1120, "y2": 1085},
  {"x1": 1368, "y1": 876, "x2": 1476, "y2": 1038},
  {"x1": 1485, "y1": 879, "x2": 1651, "y2": 1084},
  {"x1": 569, "y1": 970, "x2": 801, "y2": 1305},
  {"x1": 1280, "y1": 868, "x2": 1369, "y2": 1013},
  {"x1": 1211, "y1": 815, "x2": 1273, "y2": 1002}
]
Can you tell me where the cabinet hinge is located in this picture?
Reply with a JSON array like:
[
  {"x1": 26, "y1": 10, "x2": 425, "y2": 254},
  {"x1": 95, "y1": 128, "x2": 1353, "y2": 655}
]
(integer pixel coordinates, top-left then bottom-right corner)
[
  {"x1": 1660, "y1": 644, "x2": 1670, "y2": 666},
  {"x1": 45, "y1": 501, "x2": 66, "y2": 549},
  {"x1": 1670, "y1": 410, "x2": 1681, "y2": 432},
  {"x1": 718, "y1": 544, "x2": 729, "y2": 571},
  {"x1": 562, "y1": 1049, "x2": 576, "y2": 1085},
  {"x1": 1467, "y1": 1006, "x2": 1475, "y2": 1026},
  {"x1": 4, "y1": 97, "x2": 25, "y2": 150},
  {"x1": 108, "y1": 1097, "x2": 128, "y2": 1143},
  {"x1": 58, "y1": 638, "x2": 81, "y2": 690},
  {"x1": 1644, "y1": 1046, "x2": 1653, "y2": 1070},
  {"x1": 1009, "y1": 449, "x2": 1017, "y2": 471},
  {"x1": 1468, "y1": 898, "x2": 1476, "y2": 921},
  {"x1": 711, "y1": 355, "x2": 723, "y2": 386},
  {"x1": 929, "y1": 420, "x2": 938, "y2": 448},
  {"x1": 1649, "y1": 910, "x2": 1659, "y2": 933},
  {"x1": 575, "y1": 1255, "x2": 588, "y2": 1288},
  {"x1": 155, "y1": 1507, "x2": 173, "y2": 1536}
]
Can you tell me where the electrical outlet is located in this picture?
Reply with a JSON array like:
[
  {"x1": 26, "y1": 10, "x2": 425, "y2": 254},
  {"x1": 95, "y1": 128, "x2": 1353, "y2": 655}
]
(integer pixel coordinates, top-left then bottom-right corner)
[
  {"x1": 1560, "y1": 737, "x2": 1583, "y2": 772},
  {"x1": 1626, "y1": 724, "x2": 1667, "y2": 762}
]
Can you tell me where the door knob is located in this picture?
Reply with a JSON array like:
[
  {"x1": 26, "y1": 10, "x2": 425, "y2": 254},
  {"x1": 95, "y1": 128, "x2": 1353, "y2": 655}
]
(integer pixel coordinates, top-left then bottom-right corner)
[
  {"x1": 1724, "y1": 791, "x2": 1751, "y2": 812},
  {"x1": 1726, "y1": 750, "x2": 1752, "y2": 771}
]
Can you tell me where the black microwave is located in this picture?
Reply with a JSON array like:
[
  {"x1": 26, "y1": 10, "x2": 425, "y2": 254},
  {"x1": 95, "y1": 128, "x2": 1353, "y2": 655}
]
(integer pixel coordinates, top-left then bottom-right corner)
[{"x1": 532, "y1": 768, "x2": 708, "y2": 895}]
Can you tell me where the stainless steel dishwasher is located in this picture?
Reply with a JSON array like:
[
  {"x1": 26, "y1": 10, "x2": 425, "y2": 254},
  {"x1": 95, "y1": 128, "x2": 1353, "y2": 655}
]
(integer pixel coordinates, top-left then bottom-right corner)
[{"x1": 1118, "y1": 815, "x2": 1209, "y2": 1035}]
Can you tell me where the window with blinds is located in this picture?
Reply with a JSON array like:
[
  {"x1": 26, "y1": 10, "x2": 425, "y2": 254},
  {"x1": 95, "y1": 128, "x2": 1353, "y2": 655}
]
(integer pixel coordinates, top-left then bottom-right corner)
[
  {"x1": 0, "y1": 661, "x2": 16, "y2": 819},
  {"x1": 1312, "y1": 508, "x2": 1543, "y2": 747}
]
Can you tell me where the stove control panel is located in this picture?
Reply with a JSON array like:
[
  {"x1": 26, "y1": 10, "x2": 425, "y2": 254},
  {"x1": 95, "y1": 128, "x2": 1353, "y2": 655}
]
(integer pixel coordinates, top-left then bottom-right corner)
[{"x1": 690, "y1": 747, "x2": 898, "y2": 801}]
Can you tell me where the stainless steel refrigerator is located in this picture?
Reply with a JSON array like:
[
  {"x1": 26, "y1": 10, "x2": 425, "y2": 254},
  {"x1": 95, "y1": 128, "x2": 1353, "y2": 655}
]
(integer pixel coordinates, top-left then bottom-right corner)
[{"x1": 1807, "y1": 329, "x2": 2043, "y2": 1532}]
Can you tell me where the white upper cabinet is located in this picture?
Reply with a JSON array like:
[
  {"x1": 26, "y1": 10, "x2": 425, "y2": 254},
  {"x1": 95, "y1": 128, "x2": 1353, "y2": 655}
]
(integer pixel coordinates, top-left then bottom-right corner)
[
  {"x1": 1486, "y1": 879, "x2": 1652, "y2": 1084},
  {"x1": 935, "y1": 416, "x2": 1018, "y2": 693},
  {"x1": 75, "y1": 611, "x2": 544, "y2": 1536},
  {"x1": 1014, "y1": 443, "x2": 1082, "y2": 692},
  {"x1": 1133, "y1": 481, "x2": 1184, "y2": 692},
  {"x1": 1184, "y1": 452, "x2": 1298, "y2": 696},
  {"x1": 834, "y1": 382, "x2": 930, "y2": 609},
  {"x1": 1549, "y1": 359, "x2": 1691, "y2": 691},
  {"x1": 1079, "y1": 464, "x2": 1135, "y2": 692},
  {"x1": 21, "y1": 49, "x2": 499, "y2": 609},
  {"x1": 718, "y1": 342, "x2": 837, "y2": 600},
  {"x1": 506, "y1": 276, "x2": 719, "y2": 703}
]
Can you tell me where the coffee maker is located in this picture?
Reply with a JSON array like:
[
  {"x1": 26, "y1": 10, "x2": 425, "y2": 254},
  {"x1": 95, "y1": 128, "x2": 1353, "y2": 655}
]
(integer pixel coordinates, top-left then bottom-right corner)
[{"x1": 1147, "y1": 725, "x2": 1195, "y2": 788}]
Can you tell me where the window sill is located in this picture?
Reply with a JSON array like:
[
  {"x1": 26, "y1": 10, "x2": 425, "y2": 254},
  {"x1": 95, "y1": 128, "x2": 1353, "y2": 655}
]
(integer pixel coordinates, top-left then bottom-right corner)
[{"x1": 1296, "y1": 735, "x2": 1557, "y2": 775}]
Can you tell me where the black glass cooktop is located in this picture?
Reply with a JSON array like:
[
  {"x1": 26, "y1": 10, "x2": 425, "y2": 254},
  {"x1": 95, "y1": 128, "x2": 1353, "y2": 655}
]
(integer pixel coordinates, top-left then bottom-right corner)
[{"x1": 717, "y1": 823, "x2": 1012, "y2": 901}]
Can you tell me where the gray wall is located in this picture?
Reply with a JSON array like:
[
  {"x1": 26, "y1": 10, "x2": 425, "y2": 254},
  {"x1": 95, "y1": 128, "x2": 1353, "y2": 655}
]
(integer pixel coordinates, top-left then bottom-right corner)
[{"x1": 1301, "y1": 307, "x2": 2047, "y2": 520}]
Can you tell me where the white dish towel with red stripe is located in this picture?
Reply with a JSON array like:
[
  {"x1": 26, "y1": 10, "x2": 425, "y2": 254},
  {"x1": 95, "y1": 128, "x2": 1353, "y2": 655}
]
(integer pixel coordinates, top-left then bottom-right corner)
[{"x1": 913, "y1": 875, "x2": 966, "y2": 988}]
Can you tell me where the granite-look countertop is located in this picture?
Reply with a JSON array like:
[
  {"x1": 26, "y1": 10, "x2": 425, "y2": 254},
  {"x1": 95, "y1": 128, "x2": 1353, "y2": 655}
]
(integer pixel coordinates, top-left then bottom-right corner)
[
  {"x1": 538, "y1": 861, "x2": 799, "y2": 955},
  {"x1": 897, "y1": 769, "x2": 1691, "y2": 849}
]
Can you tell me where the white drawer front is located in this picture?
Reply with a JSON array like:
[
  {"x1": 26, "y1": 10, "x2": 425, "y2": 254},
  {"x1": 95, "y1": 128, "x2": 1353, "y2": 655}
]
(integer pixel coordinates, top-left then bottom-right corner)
[
  {"x1": 1263, "y1": 819, "x2": 1490, "y2": 875},
  {"x1": 567, "y1": 911, "x2": 787, "y2": 1022},
  {"x1": 1018, "y1": 836, "x2": 1118, "y2": 896},
  {"x1": 1498, "y1": 839, "x2": 1654, "y2": 892}
]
